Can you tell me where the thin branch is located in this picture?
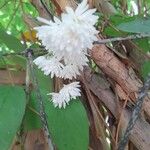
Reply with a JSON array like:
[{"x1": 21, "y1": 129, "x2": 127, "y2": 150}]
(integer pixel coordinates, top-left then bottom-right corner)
[
  {"x1": 27, "y1": 106, "x2": 40, "y2": 116},
  {"x1": 95, "y1": 33, "x2": 150, "y2": 44},
  {"x1": 1, "y1": 33, "x2": 150, "y2": 58},
  {"x1": 26, "y1": 49, "x2": 54, "y2": 150},
  {"x1": 118, "y1": 74, "x2": 150, "y2": 150},
  {"x1": 25, "y1": 55, "x2": 31, "y2": 103},
  {"x1": 1, "y1": 49, "x2": 47, "y2": 57}
]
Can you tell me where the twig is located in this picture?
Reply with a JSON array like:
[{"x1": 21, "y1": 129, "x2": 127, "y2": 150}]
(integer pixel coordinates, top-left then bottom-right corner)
[
  {"x1": 26, "y1": 49, "x2": 54, "y2": 150},
  {"x1": 25, "y1": 55, "x2": 31, "y2": 103},
  {"x1": 95, "y1": 33, "x2": 150, "y2": 44},
  {"x1": 27, "y1": 106, "x2": 40, "y2": 116},
  {"x1": 118, "y1": 74, "x2": 150, "y2": 150},
  {"x1": 1, "y1": 49, "x2": 47, "y2": 57},
  {"x1": 1, "y1": 33, "x2": 150, "y2": 57}
]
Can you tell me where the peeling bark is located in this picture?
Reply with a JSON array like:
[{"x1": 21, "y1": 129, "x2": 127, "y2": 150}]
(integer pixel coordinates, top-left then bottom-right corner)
[
  {"x1": 81, "y1": 68, "x2": 150, "y2": 150},
  {"x1": 91, "y1": 44, "x2": 150, "y2": 120}
]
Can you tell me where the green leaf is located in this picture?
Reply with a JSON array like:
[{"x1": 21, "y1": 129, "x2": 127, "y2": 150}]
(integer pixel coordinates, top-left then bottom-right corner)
[
  {"x1": 24, "y1": 66, "x2": 89, "y2": 150},
  {"x1": 0, "y1": 24, "x2": 24, "y2": 52},
  {"x1": 134, "y1": 39, "x2": 150, "y2": 53},
  {"x1": 104, "y1": 15, "x2": 136, "y2": 37},
  {"x1": 141, "y1": 61, "x2": 150, "y2": 79},
  {"x1": 37, "y1": 69, "x2": 89, "y2": 150},
  {"x1": 5, "y1": 55, "x2": 26, "y2": 69},
  {"x1": 117, "y1": 17, "x2": 150, "y2": 33},
  {"x1": 0, "y1": 85, "x2": 26, "y2": 150},
  {"x1": 35, "y1": 67, "x2": 53, "y2": 91},
  {"x1": 23, "y1": 93, "x2": 42, "y2": 131},
  {"x1": 23, "y1": 67, "x2": 52, "y2": 131},
  {"x1": 44, "y1": 95, "x2": 89, "y2": 150}
]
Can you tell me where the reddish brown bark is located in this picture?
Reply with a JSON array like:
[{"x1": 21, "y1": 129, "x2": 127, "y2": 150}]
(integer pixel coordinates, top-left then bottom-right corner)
[
  {"x1": 23, "y1": 129, "x2": 49, "y2": 150},
  {"x1": 82, "y1": 68, "x2": 150, "y2": 150},
  {"x1": 91, "y1": 44, "x2": 150, "y2": 120},
  {"x1": 11, "y1": 129, "x2": 49, "y2": 150}
]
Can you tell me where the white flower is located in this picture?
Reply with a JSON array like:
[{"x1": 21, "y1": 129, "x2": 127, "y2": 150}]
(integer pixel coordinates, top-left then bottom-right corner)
[
  {"x1": 33, "y1": 55, "x2": 64, "y2": 78},
  {"x1": 33, "y1": 53, "x2": 88, "y2": 79},
  {"x1": 48, "y1": 82, "x2": 81, "y2": 108},
  {"x1": 34, "y1": 0, "x2": 99, "y2": 79},
  {"x1": 35, "y1": 0, "x2": 98, "y2": 53},
  {"x1": 33, "y1": 0, "x2": 99, "y2": 108}
]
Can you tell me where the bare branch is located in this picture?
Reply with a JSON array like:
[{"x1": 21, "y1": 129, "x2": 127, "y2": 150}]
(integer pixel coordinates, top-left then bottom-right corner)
[
  {"x1": 1, "y1": 49, "x2": 47, "y2": 57},
  {"x1": 95, "y1": 33, "x2": 150, "y2": 44}
]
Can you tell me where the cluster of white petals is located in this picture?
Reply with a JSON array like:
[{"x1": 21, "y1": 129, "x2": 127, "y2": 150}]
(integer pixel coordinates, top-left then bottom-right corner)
[
  {"x1": 34, "y1": 55, "x2": 63, "y2": 78},
  {"x1": 34, "y1": 0, "x2": 99, "y2": 108},
  {"x1": 48, "y1": 82, "x2": 81, "y2": 108}
]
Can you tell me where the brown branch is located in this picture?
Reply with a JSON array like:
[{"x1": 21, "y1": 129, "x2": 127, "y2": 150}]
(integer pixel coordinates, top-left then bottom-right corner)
[
  {"x1": 90, "y1": 40, "x2": 150, "y2": 149},
  {"x1": 91, "y1": 44, "x2": 150, "y2": 120},
  {"x1": 81, "y1": 67, "x2": 150, "y2": 150},
  {"x1": 118, "y1": 74, "x2": 150, "y2": 150},
  {"x1": 82, "y1": 76, "x2": 112, "y2": 150},
  {"x1": 23, "y1": 129, "x2": 49, "y2": 150}
]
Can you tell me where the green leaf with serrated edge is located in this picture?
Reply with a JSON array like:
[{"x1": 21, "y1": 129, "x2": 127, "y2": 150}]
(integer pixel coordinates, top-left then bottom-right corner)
[{"x1": 0, "y1": 85, "x2": 26, "y2": 150}]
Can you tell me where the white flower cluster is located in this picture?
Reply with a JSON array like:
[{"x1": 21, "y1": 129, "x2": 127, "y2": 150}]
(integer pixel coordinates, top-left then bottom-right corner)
[
  {"x1": 48, "y1": 82, "x2": 81, "y2": 108},
  {"x1": 34, "y1": 0, "x2": 99, "y2": 108}
]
